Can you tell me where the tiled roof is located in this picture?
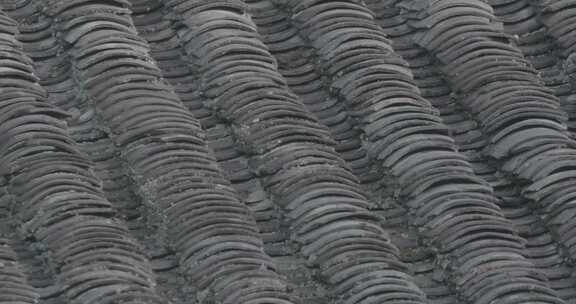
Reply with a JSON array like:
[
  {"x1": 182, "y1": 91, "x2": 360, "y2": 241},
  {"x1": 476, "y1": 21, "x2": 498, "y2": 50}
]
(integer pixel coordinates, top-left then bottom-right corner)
[{"x1": 0, "y1": 0, "x2": 575, "y2": 304}]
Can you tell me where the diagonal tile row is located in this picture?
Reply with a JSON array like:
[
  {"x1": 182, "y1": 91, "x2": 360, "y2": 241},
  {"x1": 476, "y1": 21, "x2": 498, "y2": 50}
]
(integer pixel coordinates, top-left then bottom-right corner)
[
  {"x1": 244, "y1": 1, "x2": 457, "y2": 304},
  {"x1": 151, "y1": 1, "x2": 432, "y2": 304},
  {"x1": 486, "y1": 0, "x2": 576, "y2": 136},
  {"x1": 363, "y1": 0, "x2": 576, "y2": 302},
  {"x1": 398, "y1": 0, "x2": 576, "y2": 270},
  {"x1": 39, "y1": 0, "x2": 303, "y2": 303},
  {"x1": 388, "y1": 0, "x2": 576, "y2": 300},
  {"x1": 266, "y1": 0, "x2": 569, "y2": 303},
  {"x1": 0, "y1": 6, "x2": 167, "y2": 304},
  {"x1": 128, "y1": 0, "x2": 292, "y2": 258},
  {"x1": 128, "y1": 1, "x2": 328, "y2": 302},
  {"x1": 1, "y1": 1, "x2": 195, "y2": 303}
]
